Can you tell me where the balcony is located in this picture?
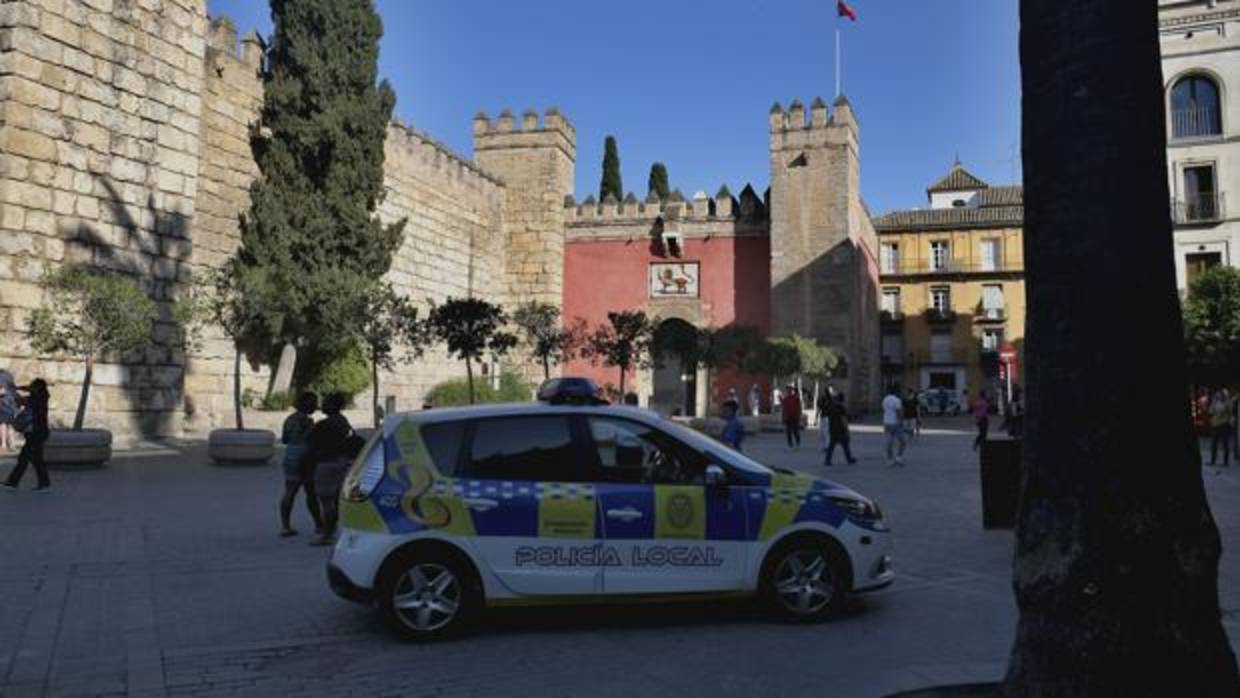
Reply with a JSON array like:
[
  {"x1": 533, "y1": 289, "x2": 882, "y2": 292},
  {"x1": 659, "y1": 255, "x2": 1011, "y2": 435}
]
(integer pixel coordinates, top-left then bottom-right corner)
[
  {"x1": 975, "y1": 305, "x2": 1007, "y2": 323},
  {"x1": 1171, "y1": 108, "x2": 1222, "y2": 141},
  {"x1": 922, "y1": 308, "x2": 958, "y2": 324},
  {"x1": 880, "y1": 310, "x2": 904, "y2": 323},
  {"x1": 1173, "y1": 193, "x2": 1226, "y2": 225},
  {"x1": 880, "y1": 257, "x2": 1021, "y2": 277}
]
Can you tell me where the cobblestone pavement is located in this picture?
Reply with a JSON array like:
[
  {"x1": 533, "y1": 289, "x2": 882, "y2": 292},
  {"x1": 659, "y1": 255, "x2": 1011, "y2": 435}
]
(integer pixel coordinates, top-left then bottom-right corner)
[{"x1": 2, "y1": 419, "x2": 1239, "y2": 697}]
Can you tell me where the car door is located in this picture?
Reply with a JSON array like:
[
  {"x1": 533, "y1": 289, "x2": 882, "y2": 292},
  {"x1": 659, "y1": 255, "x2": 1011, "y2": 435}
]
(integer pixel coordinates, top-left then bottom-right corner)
[
  {"x1": 458, "y1": 414, "x2": 602, "y2": 596},
  {"x1": 586, "y1": 416, "x2": 751, "y2": 594}
]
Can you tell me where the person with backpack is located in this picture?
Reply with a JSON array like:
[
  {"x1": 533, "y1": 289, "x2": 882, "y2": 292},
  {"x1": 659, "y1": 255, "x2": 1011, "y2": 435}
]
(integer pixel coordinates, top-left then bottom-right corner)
[{"x1": 3, "y1": 379, "x2": 51, "y2": 493}]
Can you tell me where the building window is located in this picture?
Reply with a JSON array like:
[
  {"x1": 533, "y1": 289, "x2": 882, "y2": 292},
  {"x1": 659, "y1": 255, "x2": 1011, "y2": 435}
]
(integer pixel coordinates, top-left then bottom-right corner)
[
  {"x1": 981, "y1": 284, "x2": 1004, "y2": 319},
  {"x1": 1186, "y1": 251, "x2": 1222, "y2": 288},
  {"x1": 930, "y1": 286, "x2": 951, "y2": 313},
  {"x1": 979, "y1": 239, "x2": 1000, "y2": 272},
  {"x1": 881, "y1": 243, "x2": 899, "y2": 274},
  {"x1": 930, "y1": 240, "x2": 950, "y2": 271},
  {"x1": 1171, "y1": 75, "x2": 1222, "y2": 139},
  {"x1": 881, "y1": 332, "x2": 904, "y2": 365},
  {"x1": 982, "y1": 329, "x2": 1004, "y2": 353},
  {"x1": 1181, "y1": 164, "x2": 1220, "y2": 222},
  {"x1": 930, "y1": 330, "x2": 953, "y2": 363},
  {"x1": 881, "y1": 287, "x2": 901, "y2": 317}
]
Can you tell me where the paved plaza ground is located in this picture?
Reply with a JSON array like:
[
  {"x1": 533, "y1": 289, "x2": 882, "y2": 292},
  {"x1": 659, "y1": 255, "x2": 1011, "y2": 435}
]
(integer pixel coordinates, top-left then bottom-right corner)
[{"x1": 2, "y1": 418, "x2": 1239, "y2": 698}]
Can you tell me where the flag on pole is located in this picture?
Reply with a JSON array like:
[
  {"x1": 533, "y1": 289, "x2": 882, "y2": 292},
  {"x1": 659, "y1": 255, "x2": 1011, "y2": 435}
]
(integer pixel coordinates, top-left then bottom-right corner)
[{"x1": 837, "y1": 1, "x2": 858, "y2": 21}]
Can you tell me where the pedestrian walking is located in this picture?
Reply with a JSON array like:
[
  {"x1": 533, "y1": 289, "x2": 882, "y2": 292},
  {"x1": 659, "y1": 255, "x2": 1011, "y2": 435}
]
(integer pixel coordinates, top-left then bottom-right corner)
[
  {"x1": 903, "y1": 388, "x2": 921, "y2": 438},
  {"x1": 748, "y1": 384, "x2": 762, "y2": 417},
  {"x1": 721, "y1": 400, "x2": 745, "y2": 452},
  {"x1": 724, "y1": 386, "x2": 741, "y2": 414},
  {"x1": 881, "y1": 386, "x2": 907, "y2": 467},
  {"x1": 1208, "y1": 389, "x2": 1234, "y2": 467},
  {"x1": 772, "y1": 385, "x2": 784, "y2": 420},
  {"x1": 0, "y1": 370, "x2": 17, "y2": 453},
  {"x1": 781, "y1": 384, "x2": 803, "y2": 449},
  {"x1": 3, "y1": 379, "x2": 51, "y2": 492},
  {"x1": 279, "y1": 392, "x2": 324, "y2": 537},
  {"x1": 971, "y1": 391, "x2": 992, "y2": 451},
  {"x1": 822, "y1": 393, "x2": 857, "y2": 466},
  {"x1": 303, "y1": 392, "x2": 360, "y2": 546}
]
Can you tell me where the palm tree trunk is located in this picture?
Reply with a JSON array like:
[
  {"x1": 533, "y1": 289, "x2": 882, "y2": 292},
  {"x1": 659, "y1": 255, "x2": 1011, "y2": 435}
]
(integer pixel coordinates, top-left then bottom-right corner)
[
  {"x1": 73, "y1": 356, "x2": 93, "y2": 431},
  {"x1": 233, "y1": 346, "x2": 244, "y2": 431},
  {"x1": 1005, "y1": 2, "x2": 1238, "y2": 694}
]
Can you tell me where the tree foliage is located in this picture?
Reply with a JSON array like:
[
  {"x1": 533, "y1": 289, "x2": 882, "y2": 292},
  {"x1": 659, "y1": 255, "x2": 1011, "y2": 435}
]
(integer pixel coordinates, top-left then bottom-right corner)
[
  {"x1": 653, "y1": 320, "x2": 711, "y2": 373},
  {"x1": 647, "y1": 162, "x2": 670, "y2": 201},
  {"x1": 754, "y1": 339, "x2": 802, "y2": 382},
  {"x1": 512, "y1": 302, "x2": 585, "y2": 380},
  {"x1": 426, "y1": 298, "x2": 518, "y2": 404},
  {"x1": 774, "y1": 334, "x2": 839, "y2": 382},
  {"x1": 1184, "y1": 265, "x2": 1240, "y2": 386},
  {"x1": 351, "y1": 284, "x2": 422, "y2": 426},
  {"x1": 708, "y1": 324, "x2": 765, "y2": 374},
  {"x1": 585, "y1": 311, "x2": 654, "y2": 396},
  {"x1": 237, "y1": 0, "x2": 405, "y2": 375},
  {"x1": 26, "y1": 266, "x2": 157, "y2": 430},
  {"x1": 600, "y1": 135, "x2": 623, "y2": 202}
]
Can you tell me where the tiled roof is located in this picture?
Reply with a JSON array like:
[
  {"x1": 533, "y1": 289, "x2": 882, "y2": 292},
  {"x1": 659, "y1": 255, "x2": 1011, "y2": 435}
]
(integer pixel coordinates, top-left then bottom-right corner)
[
  {"x1": 976, "y1": 185, "x2": 1023, "y2": 208},
  {"x1": 873, "y1": 205, "x2": 1023, "y2": 231},
  {"x1": 927, "y1": 164, "x2": 990, "y2": 193}
]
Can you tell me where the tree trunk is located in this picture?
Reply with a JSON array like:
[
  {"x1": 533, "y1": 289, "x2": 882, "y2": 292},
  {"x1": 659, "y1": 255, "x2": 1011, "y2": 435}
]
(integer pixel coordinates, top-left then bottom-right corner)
[
  {"x1": 372, "y1": 353, "x2": 381, "y2": 429},
  {"x1": 465, "y1": 357, "x2": 475, "y2": 405},
  {"x1": 1005, "y1": 2, "x2": 1239, "y2": 695},
  {"x1": 73, "y1": 356, "x2": 93, "y2": 431},
  {"x1": 270, "y1": 343, "x2": 297, "y2": 395},
  {"x1": 618, "y1": 363, "x2": 627, "y2": 399},
  {"x1": 233, "y1": 346, "x2": 244, "y2": 431},
  {"x1": 542, "y1": 355, "x2": 550, "y2": 382}
]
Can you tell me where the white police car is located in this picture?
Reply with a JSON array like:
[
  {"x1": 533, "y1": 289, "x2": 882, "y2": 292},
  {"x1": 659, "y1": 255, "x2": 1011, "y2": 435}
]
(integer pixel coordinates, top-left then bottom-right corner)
[{"x1": 328, "y1": 380, "x2": 893, "y2": 640}]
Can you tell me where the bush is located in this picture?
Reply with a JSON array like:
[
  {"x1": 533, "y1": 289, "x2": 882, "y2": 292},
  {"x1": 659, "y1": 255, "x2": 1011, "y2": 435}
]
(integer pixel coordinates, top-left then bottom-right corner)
[
  {"x1": 303, "y1": 346, "x2": 371, "y2": 401},
  {"x1": 260, "y1": 390, "x2": 296, "y2": 412},
  {"x1": 427, "y1": 372, "x2": 533, "y2": 407}
]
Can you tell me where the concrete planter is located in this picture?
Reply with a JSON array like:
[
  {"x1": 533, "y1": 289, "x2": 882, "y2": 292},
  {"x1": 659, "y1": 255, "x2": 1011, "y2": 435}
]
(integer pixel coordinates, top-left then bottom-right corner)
[
  {"x1": 208, "y1": 429, "x2": 275, "y2": 466},
  {"x1": 45, "y1": 429, "x2": 112, "y2": 468}
]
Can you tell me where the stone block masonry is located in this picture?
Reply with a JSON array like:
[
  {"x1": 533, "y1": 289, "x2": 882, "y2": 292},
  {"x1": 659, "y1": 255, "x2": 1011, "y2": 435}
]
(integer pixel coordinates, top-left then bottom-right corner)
[{"x1": 0, "y1": 3, "x2": 567, "y2": 441}]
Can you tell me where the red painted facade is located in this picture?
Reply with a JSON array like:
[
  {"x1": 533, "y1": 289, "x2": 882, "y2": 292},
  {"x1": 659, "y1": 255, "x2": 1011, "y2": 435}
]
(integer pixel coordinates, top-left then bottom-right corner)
[{"x1": 563, "y1": 234, "x2": 773, "y2": 409}]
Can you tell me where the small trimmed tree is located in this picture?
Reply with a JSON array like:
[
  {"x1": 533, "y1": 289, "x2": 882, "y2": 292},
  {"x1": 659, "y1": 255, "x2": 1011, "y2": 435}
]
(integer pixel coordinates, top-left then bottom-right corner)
[
  {"x1": 754, "y1": 339, "x2": 802, "y2": 386},
  {"x1": 512, "y1": 301, "x2": 585, "y2": 380},
  {"x1": 585, "y1": 311, "x2": 654, "y2": 397},
  {"x1": 600, "y1": 135, "x2": 623, "y2": 202},
  {"x1": 1184, "y1": 265, "x2": 1240, "y2": 387},
  {"x1": 648, "y1": 162, "x2": 670, "y2": 201},
  {"x1": 426, "y1": 298, "x2": 518, "y2": 404},
  {"x1": 26, "y1": 267, "x2": 158, "y2": 431},
  {"x1": 708, "y1": 324, "x2": 765, "y2": 375},
  {"x1": 354, "y1": 285, "x2": 422, "y2": 427}
]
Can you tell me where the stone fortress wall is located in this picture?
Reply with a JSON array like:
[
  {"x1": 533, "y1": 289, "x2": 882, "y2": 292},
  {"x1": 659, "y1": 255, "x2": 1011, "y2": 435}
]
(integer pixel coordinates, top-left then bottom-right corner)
[{"x1": 0, "y1": 1, "x2": 569, "y2": 441}]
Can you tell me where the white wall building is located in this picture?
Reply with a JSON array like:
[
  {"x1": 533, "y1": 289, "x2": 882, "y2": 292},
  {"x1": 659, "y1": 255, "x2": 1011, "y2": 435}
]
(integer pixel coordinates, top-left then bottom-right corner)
[{"x1": 1160, "y1": 0, "x2": 1240, "y2": 292}]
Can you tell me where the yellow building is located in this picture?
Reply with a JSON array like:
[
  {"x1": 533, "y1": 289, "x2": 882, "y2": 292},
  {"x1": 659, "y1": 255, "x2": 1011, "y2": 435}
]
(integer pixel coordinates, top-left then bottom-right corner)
[{"x1": 873, "y1": 164, "x2": 1025, "y2": 407}]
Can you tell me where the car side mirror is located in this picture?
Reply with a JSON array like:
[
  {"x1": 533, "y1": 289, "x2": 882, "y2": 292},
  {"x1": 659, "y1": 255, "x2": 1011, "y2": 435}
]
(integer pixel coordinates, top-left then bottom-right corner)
[{"x1": 705, "y1": 464, "x2": 726, "y2": 488}]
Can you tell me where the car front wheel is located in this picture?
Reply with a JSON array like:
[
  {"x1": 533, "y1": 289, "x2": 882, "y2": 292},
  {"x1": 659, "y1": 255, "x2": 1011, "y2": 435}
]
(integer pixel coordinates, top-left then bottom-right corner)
[
  {"x1": 377, "y1": 550, "x2": 479, "y2": 641},
  {"x1": 761, "y1": 538, "x2": 848, "y2": 622}
]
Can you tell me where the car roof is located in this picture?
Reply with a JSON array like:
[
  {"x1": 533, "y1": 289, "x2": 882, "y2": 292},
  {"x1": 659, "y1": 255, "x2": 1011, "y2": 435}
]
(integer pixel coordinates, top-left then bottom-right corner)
[{"x1": 385, "y1": 402, "x2": 661, "y2": 428}]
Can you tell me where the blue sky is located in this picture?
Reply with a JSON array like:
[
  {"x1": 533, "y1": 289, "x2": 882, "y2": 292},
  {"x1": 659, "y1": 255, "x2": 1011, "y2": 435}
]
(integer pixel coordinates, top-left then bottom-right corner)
[{"x1": 206, "y1": 1, "x2": 1020, "y2": 214}]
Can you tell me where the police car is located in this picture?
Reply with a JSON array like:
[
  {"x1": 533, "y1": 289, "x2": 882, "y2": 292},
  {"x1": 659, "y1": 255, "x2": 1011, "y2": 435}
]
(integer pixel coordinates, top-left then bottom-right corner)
[{"x1": 328, "y1": 378, "x2": 893, "y2": 640}]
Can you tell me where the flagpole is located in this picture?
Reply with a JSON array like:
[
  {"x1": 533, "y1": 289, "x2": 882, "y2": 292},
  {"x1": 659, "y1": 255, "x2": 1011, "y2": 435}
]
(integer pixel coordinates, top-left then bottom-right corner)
[{"x1": 835, "y1": 26, "x2": 841, "y2": 99}]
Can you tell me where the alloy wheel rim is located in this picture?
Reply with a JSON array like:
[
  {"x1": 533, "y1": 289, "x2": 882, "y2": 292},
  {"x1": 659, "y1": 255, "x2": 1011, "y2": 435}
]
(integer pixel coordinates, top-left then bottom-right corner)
[
  {"x1": 774, "y1": 550, "x2": 834, "y2": 615},
  {"x1": 392, "y1": 563, "x2": 461, "y2": 632}
]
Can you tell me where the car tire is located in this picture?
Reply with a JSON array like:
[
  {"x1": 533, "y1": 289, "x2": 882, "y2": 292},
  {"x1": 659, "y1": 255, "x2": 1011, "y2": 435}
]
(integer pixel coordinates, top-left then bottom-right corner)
[
  {"x1": 759, "y1": 535, "x2": 849, "y2": 623},
  {"x1": 377, "y1": 547, "x2": 481, "y2": 641}
]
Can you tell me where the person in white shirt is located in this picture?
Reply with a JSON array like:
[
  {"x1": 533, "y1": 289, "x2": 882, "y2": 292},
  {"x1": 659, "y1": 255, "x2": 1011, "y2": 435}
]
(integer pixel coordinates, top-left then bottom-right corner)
[{"x1": 881, "y1": 387, "x2": 907, "y2": 467}]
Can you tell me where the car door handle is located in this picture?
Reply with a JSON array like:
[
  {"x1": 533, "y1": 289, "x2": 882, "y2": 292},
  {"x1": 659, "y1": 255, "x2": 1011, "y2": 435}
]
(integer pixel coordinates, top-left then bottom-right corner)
[
  {"x1": 463, "y1": 497, "x2": 499, "y2": 512},
  {"x1": 606, "y1": 507, "x2": 644, "y2": 521}
]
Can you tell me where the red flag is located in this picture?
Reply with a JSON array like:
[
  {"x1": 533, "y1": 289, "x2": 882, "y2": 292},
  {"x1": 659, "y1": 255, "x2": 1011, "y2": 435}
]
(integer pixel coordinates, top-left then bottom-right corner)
[{"x1": 837, "y1": 1, "x2": 858, "y2": 21}]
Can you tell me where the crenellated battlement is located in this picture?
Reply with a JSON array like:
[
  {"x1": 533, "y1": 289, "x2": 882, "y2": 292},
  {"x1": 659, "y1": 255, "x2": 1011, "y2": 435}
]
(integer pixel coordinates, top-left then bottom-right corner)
[
  {"x1": 770, "y1": 95, "x2": 858, "y2": 137},
  {"x1": 563, "y1": 185, "x2": 768, "y2": 227},
  {"x1": 206, "y1": 16, "x2": 263, "y2": 71},
  {"x1": 473, "y1": 107, "x2": 576, "y2": 161},
  {"x1": 388, "y1": 119, "x2": 504, "y2": 189}
]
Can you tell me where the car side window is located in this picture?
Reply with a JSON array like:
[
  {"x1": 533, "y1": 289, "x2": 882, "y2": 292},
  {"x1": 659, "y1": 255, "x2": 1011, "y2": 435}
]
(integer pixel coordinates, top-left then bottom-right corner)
[
  {"x1": 464, "y1": 416, "x2": 580, "y2": 482},
  {"x1": 421, "y1": 420, "x2": 467, "y2": 475},
  {"x1": 586, "y1": 417, "x2": 706, "y2": 485}
]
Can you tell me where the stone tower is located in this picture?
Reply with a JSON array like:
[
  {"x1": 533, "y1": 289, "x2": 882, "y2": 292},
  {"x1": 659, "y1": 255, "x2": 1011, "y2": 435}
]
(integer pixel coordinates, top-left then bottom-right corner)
[
  {"x1": 473, "y1": 108, "x2": 577, "y2": 307},
  {"x1": 768, "y1": 96, "x2": 880, "y2": 410}
]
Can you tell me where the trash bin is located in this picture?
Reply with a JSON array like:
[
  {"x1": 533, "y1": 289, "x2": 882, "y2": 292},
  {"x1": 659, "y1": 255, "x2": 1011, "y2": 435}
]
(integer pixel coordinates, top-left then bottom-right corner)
[{"x1": 980, "y1": 436, "x2": 1021, "y2": 529}]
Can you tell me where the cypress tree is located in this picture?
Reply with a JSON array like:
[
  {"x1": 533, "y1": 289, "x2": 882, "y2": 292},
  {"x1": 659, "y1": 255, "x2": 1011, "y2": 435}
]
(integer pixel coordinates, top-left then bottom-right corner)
[
  {"x1": 599, "y1": 136, "x2": 623, "y2": 202},
  {"x1": 648, "y1": 162, "x2": 670, "y2": 200},
  {"x1": 238, "y1": 0, "x2": 406, "y2": 370}
]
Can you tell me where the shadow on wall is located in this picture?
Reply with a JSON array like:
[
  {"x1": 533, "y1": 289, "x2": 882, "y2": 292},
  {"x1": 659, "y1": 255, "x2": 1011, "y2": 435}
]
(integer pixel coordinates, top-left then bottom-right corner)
[{"x1": 58, "y1": 176, "x2": 193, "y2": 438}]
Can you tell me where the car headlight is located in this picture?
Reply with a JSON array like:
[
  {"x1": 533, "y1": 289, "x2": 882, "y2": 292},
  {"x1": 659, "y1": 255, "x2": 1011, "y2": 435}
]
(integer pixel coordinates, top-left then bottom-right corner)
[{"x1": 828, "y1": 495, "x2": 883, "y2": 520}]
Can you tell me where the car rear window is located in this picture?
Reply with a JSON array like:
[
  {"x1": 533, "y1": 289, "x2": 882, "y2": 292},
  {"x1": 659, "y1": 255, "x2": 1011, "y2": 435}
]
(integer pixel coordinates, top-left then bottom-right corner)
[{"x1": 421, "y1": 420, "x2": 467, "y2": 475}]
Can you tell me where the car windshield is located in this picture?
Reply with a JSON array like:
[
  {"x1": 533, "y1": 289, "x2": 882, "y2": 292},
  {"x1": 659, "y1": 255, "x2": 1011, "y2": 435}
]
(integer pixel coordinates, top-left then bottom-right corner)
[{"x1": 656, "y1": 418, "x2": 773, "y2": 476}]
